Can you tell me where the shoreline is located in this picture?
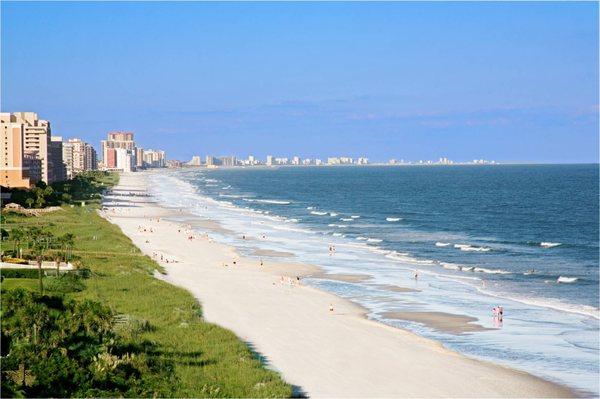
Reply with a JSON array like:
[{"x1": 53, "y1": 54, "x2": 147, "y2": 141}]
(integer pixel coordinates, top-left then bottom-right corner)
[{"x1": 101, "y1": 171, "x2": 577, "y2": 398}]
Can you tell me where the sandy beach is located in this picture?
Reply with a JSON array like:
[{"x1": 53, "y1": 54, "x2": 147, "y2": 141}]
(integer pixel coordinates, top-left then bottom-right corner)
[{"x1": 100, "y1": 172, "x2": 575, "y2": 398}]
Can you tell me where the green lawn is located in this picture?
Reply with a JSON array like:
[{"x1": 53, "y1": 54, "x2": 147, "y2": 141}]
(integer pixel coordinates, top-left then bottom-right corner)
[{"x1": 1, "y1": 203, "x2": 293, "y2": 397}]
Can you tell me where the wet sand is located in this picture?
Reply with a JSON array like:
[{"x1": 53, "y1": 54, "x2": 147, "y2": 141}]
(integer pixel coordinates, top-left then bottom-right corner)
[{"x1": 381, "y1": 311, "x2": 495, "y2": 334}]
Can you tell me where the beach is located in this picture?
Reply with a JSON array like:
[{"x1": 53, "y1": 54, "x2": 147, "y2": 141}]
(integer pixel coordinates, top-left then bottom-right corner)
[{"x1": 101, "y1": 171, "x2": 575, "y2": 398}]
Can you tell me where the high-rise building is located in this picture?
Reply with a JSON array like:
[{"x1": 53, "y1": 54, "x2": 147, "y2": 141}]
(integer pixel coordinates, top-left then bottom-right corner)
[
  {"x1": 101, "y1": 131, "x2": 136, "y2": 169},
  {"x1": 220, "y1": 156, "x2": 236, "y2": 167},
  {"x1": 206, "y1": 155, "x2": 215, "y2": 166},
  {"x1": 266, "y1": 155, "x2": 273, "y2": 166},
  {"x1": 188, "y1": 155, "x2": 201, "y2": 166},
  {"x1": 136, "y1": 147, "x2": 145, "y2": 169},
  {"x1": 115, "y1": 148, "x2": 134, "y2": 172},
  {"x1": 63, "y1": 138, "x2": 97, "y2": 178},
  {"x1": 0, "y1": 112, "x2": 65, "y2": 185},
  {"x1": 0, "y1": 113, "x2": 37, "y2": 188},
  {"x1": 292, "y1": 156, "x2": 300, "y2": 165},
  {"x1": 50, "y1": 136, "x2": 67, "y2": 182},
  {"x1": 85, "y1": 143, "x2": 98, "y2": 171},
  {"x1": 12, "y1": 112, "x2": 55, "y2": 183},
  {"x1": 143, "y1": 149, "x2": 166, "y2": 168}
]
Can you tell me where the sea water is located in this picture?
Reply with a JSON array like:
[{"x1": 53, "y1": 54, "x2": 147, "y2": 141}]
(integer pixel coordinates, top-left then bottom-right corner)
[{"x1": 148, "y1": 164, "x2": 599, "y2": 395}]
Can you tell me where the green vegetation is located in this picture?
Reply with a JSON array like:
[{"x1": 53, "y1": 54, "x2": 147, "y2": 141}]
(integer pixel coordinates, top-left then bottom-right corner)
[
  {"x1": 1, "y1": 171, "x2": 118, "y2": 208},
  {"x1": 1, "y1": 174, "x2": 293, "y2": 398},
  {"x1": 1, "y1": 289, "x2": 175, "y2": 398}
]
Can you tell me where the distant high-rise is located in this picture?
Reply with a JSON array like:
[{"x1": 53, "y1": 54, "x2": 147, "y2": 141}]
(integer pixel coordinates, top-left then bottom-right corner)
[
  {"x1": 50, "y1": 136, "x2": 67, "y2": 182},
  {"x1": 188, "y1": 155, "x2": 201, "y2": 166},
  {"x1": 63, "y1": 138, "x2": 97, "y2": 178},
  {"x1": 220, "y1": 156, "x2": 236, "y2": 167},
  {"x1": 266, "y1": 155, "x2": 273, "y2": 166},
  {"x1": 101, "y1": 131, "x2": 136, "y2": 171},
  {"x1": 136, "y1": 147, "x2": 145, "y2": 169},
  {"x1": 143, "y1": 149, "x2": 166, "y2": 168}
]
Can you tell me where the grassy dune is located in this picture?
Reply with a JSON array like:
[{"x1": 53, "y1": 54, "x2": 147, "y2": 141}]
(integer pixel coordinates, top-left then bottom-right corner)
[{"x1": 2, "y1": 202, "x2": 293, "y2": 397}]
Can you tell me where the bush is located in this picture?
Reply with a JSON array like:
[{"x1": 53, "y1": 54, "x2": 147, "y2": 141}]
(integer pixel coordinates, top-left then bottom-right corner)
[
  {"x1": 45, "y1": 273, "x2": 86, "y2": 294},
  {"x1": 1, "y1": 289, "x2": 176, "y2": 397},
  {"x1": 0, "y1": 269, "x2": 39, "y2": 279}
]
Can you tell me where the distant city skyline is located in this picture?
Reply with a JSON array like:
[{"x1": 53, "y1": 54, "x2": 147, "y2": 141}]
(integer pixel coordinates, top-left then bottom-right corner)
[{"x1": 2, "y1": 2, "x2": 598, "y2": 163}]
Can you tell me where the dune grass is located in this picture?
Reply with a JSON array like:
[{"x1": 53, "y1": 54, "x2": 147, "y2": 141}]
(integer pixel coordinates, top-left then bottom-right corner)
[{"x1": 1, "y1": 204, "x2": 293, "y2": 397}]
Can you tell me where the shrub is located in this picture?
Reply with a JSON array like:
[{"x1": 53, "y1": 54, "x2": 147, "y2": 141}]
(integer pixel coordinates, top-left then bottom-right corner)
[
  {"x1": 0, "y1": 269, "x2": 40, "y2": 279},
  {"x1": 0, "y1": 289, "x2": 176, "y2": 397},
  {"x1": 45, "y1": 273, "x2": 86, "y2": 294}
]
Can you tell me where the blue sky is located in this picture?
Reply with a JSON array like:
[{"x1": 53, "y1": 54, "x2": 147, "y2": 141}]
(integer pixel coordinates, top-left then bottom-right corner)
[{"x1": 2, "y1": 2, "x2": 598, "y2": 163}]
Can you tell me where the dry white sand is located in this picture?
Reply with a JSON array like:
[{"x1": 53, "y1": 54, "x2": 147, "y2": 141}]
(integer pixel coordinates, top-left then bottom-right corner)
[{"x1": 101, "y1": 172, "x2": 575, "y2": 398}]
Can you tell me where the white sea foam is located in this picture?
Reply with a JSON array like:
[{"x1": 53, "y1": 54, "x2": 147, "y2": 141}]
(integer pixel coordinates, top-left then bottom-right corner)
[
  {"x1": 454, "y1": 244, "x2": 491, "y2": 252},
  {"x1": 557, "y1": 276, "x2": 578, "y2": 284},
  {"x1": 440, "y1": 262, "x2": 462, "y2": 270},
  {"x1": 356, "y1": 237, "x2": 368, "y2": 241},
  {"x1": 307, "y1": 206, "x2": 315, "y2": 210},
  {"x1": 340, "y1": 218, "x2": 354, "y2": 221},
  {"x1": 435, "y1": 242, "x2": 451, "y2": 247},
  {"x1": 474, "y1": 286, "x2": 599, "y2": 319},
  {"x1": 255, "y1": 199, "x2": 291, "y2": 205},
  {"x1": 330, "y1": 212, "x2": 338, "y2": 217},
  {"x1": 351, "y1": 215, "x2": 360, "y2": 219},
  {"x1": 332, "y1": 233, "x2": 342, "y2": 237},
  {"x1": 369, "y1": 247, "x2": 392, "y2": 255},
  {"x1": 386, "y1": 217, "x2": 401, "y2": 222},
  {"x1": 473, "y1": 267, "x2": 511, "y2": 275},
  {"x1": 541, "y1": 242, "x2": 562, "y2": 248},
  {"x1": 367, "y1": 238, "x2": 383, "y2": 243},
  {"x1": 310, "y1": 211, "x2": 328, "y2": 216}
]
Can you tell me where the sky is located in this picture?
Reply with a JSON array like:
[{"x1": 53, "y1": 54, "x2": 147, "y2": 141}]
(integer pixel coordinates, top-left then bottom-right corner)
[{"x1": 1, "y1": 1, "x2": 598, "y2": 163}]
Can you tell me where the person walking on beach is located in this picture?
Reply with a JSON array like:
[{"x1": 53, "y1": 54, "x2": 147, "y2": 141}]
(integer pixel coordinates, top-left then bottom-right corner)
[
  {"x1": 329, "y1": 303, "x2": 334, "y2": 312},
  {"x1": 414, "y1": 270, "x2": 419, "y2": 280}
]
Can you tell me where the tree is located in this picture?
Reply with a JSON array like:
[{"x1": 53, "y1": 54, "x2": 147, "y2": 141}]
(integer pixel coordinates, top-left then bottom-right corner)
[
  {"x1": 10, "y1": 228, "x2": 25, "y2": 256},
  {"x1": 26, "y1": 228, "x2": 55, "y2": 294},
  {"x1": 25, "y1": 198, "x2": 34, "y2": 208},
  {"x1": 53, "y1": 233, "x2": 75, "y2": 275},
  {"x1": 1, "y1": 289, "x2": 175, "y2": 397}
]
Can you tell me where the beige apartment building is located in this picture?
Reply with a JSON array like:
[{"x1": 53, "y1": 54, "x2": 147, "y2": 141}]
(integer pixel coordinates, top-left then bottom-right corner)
[
  {"x1": 63, "y1": 138, "x2": 98, "y2": 178},
  {"x1": 0, "y1": 113, "x2": 37, "y2": 188},
  {"x1": 1, "y1": 112, "x2": 67, "y2": 186}
]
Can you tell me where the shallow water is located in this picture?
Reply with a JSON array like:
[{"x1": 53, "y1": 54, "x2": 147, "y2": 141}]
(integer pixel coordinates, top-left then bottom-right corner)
[{"x1": 148, "y1": 165, "x2": 599, "y2": 395}]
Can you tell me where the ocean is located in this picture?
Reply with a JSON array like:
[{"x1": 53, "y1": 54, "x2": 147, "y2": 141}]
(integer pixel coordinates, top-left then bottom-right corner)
[{"x1": 149, "y1": 164, "x2": 599, "y2": 395}]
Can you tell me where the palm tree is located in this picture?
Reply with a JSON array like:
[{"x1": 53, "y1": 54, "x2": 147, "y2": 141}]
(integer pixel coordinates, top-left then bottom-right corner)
[
  {"x1": 53, "y1": 233, "x2": 74, "y2": 275},
  {"x1": 10, "y1": 228, "x2": 25, "y2": 257},
  {"x1": 26, "y1": 227, "x2": 54, "y2": 294},
  {"x1": 62, "y1": 233, "x2": 75, "y2": 261}
]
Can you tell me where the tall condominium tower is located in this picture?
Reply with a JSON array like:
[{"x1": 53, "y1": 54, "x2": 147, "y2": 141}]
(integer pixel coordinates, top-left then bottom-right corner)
[
  {"x1": 100, "y1": 131, "x2": 136, "y2": 170},
  {"x1": 0, "y1": 112, "x2": 65, "y2": 186}
]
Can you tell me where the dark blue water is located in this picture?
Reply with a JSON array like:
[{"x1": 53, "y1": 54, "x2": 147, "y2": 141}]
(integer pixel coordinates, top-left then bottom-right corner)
[{"x1": 151, "y1": 164, "x2": 599, "y2": 394}]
